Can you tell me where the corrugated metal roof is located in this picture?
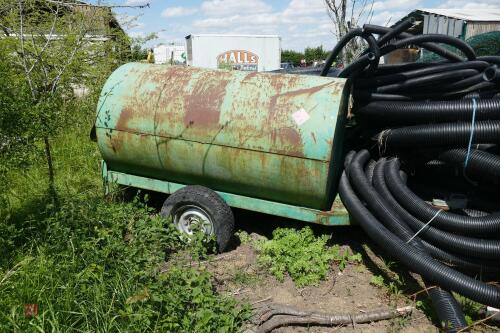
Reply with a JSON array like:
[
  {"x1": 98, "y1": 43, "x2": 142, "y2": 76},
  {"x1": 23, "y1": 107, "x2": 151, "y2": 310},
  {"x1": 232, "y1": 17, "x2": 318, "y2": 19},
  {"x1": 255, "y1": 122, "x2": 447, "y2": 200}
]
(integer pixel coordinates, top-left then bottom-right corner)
[{"x1": 416, "y1": 8, "x2": 500, "y2": 22}]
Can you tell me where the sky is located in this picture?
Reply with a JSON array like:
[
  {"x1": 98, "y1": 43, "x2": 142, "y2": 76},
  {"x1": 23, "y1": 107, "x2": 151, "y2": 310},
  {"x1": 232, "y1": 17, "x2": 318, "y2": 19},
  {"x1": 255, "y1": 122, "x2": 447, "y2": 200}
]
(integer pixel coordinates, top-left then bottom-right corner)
[{"x1": 97, "y1": 0, "x2": 499, "y2": 51}]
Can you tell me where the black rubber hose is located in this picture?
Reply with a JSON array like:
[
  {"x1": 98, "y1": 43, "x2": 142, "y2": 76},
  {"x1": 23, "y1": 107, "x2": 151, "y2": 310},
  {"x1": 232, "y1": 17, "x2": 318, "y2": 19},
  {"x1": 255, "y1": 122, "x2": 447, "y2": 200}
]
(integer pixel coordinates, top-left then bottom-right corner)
[
  {"x1": 384, "y1": 158, "x2": 500, "y2": 235},
  {"x1": 438, "y1": 148, "x2": 500, "y2": 181},
  {"x1": 372, "y1": 159, "x2": 500, "y2": 259},
  {"x1": 321, "y1": 28, "x2": 378, "y2": 77},
  {"x1": 373, "y1": 69, "x2": 479, "y2": 93},
  {"x1": 355, "y1": 61, "x2": 490, "y2": 88},
  {"x1": 478, "y1": 56, "x2": 500, "y2": 65},
  {"x1": 357, "y1": 99, "x2": 500, "y2": 123},
  {"x1": 484, "y1": 65, "x2": 500, "y2": 83},
  {"x1": 339, "y1": 172, "x2": 500, "y2": 307},
  {"x1": 352, "y1": 91, "x2": 411, "y2": 101},
  {"x1": 362, "y1": 25, "x2": 464, "y2": 62},
  {"x1": 430, "y1": 288, "x2": 469, "y2": 332},
  {"x1": 338, "y1": 52, "x2": 377, "y2": 78},
  {"x1": 380, "y1": 34, "x2": 476, "y2": 61},
  {"x1": 377, "y1": 121, "x2": 500, "y2": 149},
  {"x1": 439, "y1": 72, "x2": 488, "y2": 92},
  {"x1": 349, "y1": 151, "x2": 468, "y2": 332},
  {"x1": 365, "y1": 17, "x2": 415, "y2": 47},
  {"x1": 422, "y1": 240, "x2": 500, "y2": 273}
]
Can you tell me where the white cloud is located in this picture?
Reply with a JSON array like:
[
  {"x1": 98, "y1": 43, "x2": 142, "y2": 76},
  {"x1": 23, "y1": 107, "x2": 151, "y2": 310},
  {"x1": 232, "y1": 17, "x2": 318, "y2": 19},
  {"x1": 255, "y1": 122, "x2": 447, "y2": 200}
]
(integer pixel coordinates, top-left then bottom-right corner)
[
  {"x1": 162, "y1": 6, "x2": 198, "y2": 17},
  {"x1": 373, "y1": 0, "x2": 421, "y2": 11},
  {"x1": 125, "y1": 0, "x2": 149, "y2": 5},
  {"x1": 438, "y1": 1, "x2": 500, "y2": 9},
  {"x1": 200, "y1": 0, "x2": 272, "y2": 16},
  {"x1": 283, "y1": 0, "x2": 326, "y2": 16}
]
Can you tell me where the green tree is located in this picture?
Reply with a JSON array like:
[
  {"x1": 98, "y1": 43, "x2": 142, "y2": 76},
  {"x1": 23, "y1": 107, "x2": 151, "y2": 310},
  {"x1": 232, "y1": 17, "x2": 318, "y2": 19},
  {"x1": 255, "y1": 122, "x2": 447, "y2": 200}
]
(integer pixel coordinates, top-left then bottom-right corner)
[
  {"x1": 281, "y1": 49, "x2": 304, "y2": 66},
  {"x1": 129, "y1": 32, "x2": 158, "y2": 61},
  {"x1": 0, "y1": 0, "x2": 127, "y2": 200},
  {"x1": 304, "y1": 46, "x2": 328, "y2": 63}
]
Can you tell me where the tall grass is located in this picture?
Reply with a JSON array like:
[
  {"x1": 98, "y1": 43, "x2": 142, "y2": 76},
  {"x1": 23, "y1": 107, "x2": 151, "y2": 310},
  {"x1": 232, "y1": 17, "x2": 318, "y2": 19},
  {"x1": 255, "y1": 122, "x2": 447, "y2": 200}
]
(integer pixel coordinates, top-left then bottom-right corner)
[{"x1": 0, "y1": 104, "x2": 249, "y2": 332}]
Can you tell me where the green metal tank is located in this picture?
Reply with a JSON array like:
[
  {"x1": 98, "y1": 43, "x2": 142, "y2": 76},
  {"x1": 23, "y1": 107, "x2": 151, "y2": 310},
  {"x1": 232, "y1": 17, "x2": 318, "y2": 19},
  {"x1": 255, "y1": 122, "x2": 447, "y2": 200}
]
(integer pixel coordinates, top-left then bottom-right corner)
[{"x1": 95, "y1": 63, "x2": 348, "y2": 210}]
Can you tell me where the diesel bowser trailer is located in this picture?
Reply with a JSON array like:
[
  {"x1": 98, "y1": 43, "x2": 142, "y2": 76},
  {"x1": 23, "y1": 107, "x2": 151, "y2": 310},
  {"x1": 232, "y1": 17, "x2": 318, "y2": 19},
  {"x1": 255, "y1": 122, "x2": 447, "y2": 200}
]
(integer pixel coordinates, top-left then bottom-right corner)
[
  {"x1": 94, "y1": 20, "x2": 500, "y2": 330},
  {"x1": 95, "y1": 63, "x2": 350, "y2": 251}
]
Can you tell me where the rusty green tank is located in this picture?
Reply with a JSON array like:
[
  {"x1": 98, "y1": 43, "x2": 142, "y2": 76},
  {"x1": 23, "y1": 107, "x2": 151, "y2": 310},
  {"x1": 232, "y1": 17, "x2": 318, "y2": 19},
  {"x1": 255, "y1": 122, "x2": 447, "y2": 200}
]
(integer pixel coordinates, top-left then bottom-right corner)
[{"x1": 95, "y1": 63, "x2": 348, "y2": 210}]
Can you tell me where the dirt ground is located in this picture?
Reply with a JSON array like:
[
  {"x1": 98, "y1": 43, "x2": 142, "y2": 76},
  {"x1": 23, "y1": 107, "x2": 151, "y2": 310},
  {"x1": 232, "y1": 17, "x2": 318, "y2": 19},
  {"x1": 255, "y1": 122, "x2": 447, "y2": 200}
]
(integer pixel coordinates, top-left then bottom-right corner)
[{"x1": 205, "y1": 209, "x2": 497, "y2": 333}]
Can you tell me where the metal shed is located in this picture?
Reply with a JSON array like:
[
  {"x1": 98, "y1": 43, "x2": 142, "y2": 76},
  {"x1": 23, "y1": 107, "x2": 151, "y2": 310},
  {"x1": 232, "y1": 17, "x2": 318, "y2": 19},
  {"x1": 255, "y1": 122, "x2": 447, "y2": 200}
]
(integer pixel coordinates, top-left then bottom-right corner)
[{"x1": 394, "y1": 8, "x2": 500, "y2": 40}]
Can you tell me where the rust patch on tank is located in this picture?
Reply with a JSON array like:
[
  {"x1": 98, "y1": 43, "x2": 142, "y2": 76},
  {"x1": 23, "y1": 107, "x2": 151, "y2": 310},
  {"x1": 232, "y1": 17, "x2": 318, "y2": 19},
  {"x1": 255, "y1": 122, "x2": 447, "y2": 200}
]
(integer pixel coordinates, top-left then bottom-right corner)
[
  {"x1": 270, "y1": 127, "x2": 304, "y2": 157},
  {"x1": 242, "y1": 71, "x2": 259, "y2": 82},
  {"x1": 115, "y1": 107, "x2": 134, "y2": 132},
  {"x1": 183, "y1": 72, "x2": 230, "y2": 128}
]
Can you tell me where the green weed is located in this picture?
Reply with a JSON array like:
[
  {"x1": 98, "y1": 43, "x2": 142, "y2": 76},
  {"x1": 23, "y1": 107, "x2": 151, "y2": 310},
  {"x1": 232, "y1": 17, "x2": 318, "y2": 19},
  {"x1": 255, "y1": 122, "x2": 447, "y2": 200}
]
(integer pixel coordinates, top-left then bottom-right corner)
[
  {"x1": 249, "y1": 227, "x2": 361, "y2": 287},
  {"x1": 0, "y1": 113, "x2": 249, "y2": 332}
]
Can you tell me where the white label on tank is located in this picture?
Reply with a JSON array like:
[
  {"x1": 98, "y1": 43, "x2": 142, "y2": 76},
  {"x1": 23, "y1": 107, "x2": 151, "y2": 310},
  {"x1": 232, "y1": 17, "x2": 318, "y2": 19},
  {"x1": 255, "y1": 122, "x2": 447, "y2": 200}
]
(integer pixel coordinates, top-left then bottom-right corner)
[{"x1": 292, "y1": 108, "x2": 310, "y2": 126}]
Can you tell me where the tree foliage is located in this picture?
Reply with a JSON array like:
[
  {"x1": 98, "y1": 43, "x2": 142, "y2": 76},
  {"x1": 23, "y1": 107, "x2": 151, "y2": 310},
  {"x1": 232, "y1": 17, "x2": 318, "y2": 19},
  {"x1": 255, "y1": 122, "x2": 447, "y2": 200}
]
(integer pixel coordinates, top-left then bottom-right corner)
[
  {"x1": 304, "y1": 46, "x2": 328, "y2": 62},
  {"x1": 281, "y1": 49, "x2": 304, "y2": 65},
  {"x1": 0, "y1": 0, "x2": 129, "y2": 197}
]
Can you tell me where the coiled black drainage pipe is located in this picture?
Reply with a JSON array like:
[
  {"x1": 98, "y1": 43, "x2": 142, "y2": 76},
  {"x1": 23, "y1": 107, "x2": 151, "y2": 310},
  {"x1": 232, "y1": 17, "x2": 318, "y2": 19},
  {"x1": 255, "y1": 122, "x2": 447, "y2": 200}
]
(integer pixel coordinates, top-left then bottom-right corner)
[
  {"x1": 438, "y1": 149, "x2": 500, "y2": 181},
  {"x1": 384, "y1": 159, "x2": 500, "y2": 236},
  {"x1": 346, "y1": 151, "x2": 467, "y2": 332},
  {"x1": 484, "y1": 65, "x2": 500, "y2": 83},
  {"x1": 321, "y1": 21, "x2": 500, "y2": 329},
  {"x1": 377, "y1": 121, "x2": 500, "y2": 149},
  {"x1": 370, "y1": 159, "x2": 500, "y2": 260},
  {"x1": 339, "y1": 170, "x2": 500, "y2": 308},
  {"x1": 355, "y1": 61, "x2": 490, "y2": 88},
  {"x1": 372, "y1": 69, "x2": 480, "y2": 94},
  {"x1": 357, "y1": 99, "x2": 500, "y2": 123},
  {"x1": 372, "y1": 160, "x2": 500, "y2": 273}
]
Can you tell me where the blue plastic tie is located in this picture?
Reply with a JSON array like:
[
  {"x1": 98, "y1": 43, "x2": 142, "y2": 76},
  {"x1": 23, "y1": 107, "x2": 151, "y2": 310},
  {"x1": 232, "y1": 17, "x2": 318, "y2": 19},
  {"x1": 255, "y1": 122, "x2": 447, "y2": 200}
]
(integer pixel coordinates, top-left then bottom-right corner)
[{"x1": 464, "y1": 98, "x2": 477, "y2": 169}]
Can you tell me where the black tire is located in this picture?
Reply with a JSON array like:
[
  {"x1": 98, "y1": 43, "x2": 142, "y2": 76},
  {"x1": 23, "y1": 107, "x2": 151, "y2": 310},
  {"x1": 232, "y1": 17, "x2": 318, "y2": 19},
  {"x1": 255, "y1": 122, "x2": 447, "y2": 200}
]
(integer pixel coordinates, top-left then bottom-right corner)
[{"x1": 160, "y1": 185, "x2": 235, "y2": 252}]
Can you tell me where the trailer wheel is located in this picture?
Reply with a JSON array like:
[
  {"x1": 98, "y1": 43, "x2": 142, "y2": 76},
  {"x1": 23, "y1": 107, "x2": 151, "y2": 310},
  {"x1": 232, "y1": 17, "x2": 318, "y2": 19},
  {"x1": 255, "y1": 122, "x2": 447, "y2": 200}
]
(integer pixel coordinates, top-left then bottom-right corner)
[{"x1": 160, "y1": 185, "x2": 235, "y2": 252}]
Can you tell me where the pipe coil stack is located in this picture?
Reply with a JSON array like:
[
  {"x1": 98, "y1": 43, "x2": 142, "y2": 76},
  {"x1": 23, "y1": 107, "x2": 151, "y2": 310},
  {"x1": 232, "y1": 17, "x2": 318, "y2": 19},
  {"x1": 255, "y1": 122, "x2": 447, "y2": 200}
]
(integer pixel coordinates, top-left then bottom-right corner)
[{"x1": 321, "y1": 18, "x2": 500, "y2": 331}]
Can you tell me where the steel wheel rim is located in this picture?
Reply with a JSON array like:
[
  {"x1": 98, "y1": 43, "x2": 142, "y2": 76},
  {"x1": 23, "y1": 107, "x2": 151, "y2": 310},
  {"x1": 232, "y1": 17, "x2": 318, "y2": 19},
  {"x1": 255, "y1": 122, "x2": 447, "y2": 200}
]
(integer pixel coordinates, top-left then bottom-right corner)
[{"x1": 173, "y1": 205, "x2": 214, "y2": 236}]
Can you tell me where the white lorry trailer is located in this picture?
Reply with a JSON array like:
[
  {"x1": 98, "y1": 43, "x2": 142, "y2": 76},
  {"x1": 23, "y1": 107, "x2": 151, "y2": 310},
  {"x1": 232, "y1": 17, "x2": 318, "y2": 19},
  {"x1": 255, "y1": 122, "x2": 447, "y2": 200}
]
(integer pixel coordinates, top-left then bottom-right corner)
[{"x1": 185, "y1": 34, "x2": 281, "y2": 72}]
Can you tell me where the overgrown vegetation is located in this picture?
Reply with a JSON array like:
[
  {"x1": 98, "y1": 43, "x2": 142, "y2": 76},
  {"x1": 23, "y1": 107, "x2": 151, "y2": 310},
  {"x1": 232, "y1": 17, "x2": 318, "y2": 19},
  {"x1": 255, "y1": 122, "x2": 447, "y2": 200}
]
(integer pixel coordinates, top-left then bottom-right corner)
[
  {"x1": 0, "y1": 111, "x2": 249, "y2": 331},
  {"x1": 0, "y1": 2, "x2": 248, "y2": 331},
  {"x1": 240, "y1": 227, "x2": 361, "y2": 287}
]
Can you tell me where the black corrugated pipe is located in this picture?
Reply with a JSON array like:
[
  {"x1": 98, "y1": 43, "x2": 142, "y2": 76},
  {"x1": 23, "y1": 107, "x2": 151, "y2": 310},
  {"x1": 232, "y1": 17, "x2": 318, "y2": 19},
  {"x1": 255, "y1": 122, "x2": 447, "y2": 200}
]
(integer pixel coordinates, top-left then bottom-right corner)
[
  {"x1": 384, "y1": 158, "x2": 500, "y2": 236},
  {"x1": 372, "y1": 69, "x2": 479, "y2": 93},
  {"x1": 438, "y1": 148, "x2": 500, "y2": 181},
  {"x1": 326, "y1": 22, "x2": 500, "y2": 329},
  {"x1": 484, "y1": 65, "x2": 500, "y2": 83},
  {"x1": 347, "y1": 151, "x2": 467, "y2": 332},
  {"x1": 438, "y1": 72, "x2": 489, "y2": 92},
  {"x1": 366, "y1": 17, "x2": 416, "y2": 47},
  {"x1": 357, "y1": 99, "x2": 500, "y2": 123},
  {"x1": 371, "y1": 159, "x2": 500, "y2": 260},
  {"x1": 377, "y1": 121, "x2": 500, "y2": 149},
  {"x1": 478, "y1": 56, "x2": 500, "y2": 64},
  {"x1": 338, "y1": 53, "x2": 377, "y2": 78},
  {"x1": 362, "y1": 25, "x2": 464, "y2": 62},
  {"x1": 355, "y1": 61, "x2": 490, "y2": 88},
  {"x1": 339, "y1": 171, "x2": 500, "y2": 308},
  {"x1": 379, "y1": 34, "x2": 476, "y2": 61},
  {"x1": 321, "y1": 28, "x2": 379, "y2": 77},
  {"x1": 421, "y1": 240, "x2": 500, "y2": 273}
]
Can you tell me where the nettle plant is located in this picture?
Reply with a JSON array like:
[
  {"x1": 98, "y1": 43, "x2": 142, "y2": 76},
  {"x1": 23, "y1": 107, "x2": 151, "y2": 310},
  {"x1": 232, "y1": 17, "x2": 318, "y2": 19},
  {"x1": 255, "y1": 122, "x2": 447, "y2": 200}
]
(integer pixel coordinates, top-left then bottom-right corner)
[{"x1": 0, "y1": 0, "x2": 128, "y2": 198}]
